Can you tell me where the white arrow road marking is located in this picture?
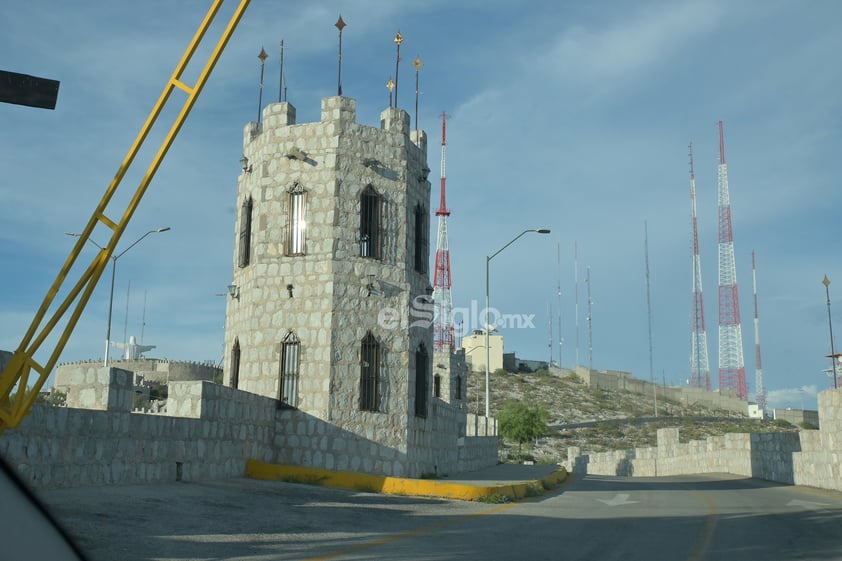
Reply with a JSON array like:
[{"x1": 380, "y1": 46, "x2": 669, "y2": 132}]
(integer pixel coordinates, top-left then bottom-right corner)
[
  {"x1": 597, "y1": 493, "x2": 639, "y2": 506},
  {"x1": 788, "y1": 499, "x2": 830, "y2": 510}
]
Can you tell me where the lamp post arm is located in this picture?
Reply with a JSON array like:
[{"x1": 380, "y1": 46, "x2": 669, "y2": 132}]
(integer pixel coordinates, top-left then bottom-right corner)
[
  {"x1": 488, "y1": 229, "x2": 532, "y2": 262},
  {"x1": 116, "y1": 227, "x2": 171, "y2": 259}
]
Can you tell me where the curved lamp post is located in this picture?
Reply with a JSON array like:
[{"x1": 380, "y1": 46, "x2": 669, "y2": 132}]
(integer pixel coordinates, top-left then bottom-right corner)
[
  {"x1": 66, "y1": 227, "x2": 171, "y2": 366},
  {"x1": 485, "y1": 228, "x2": 551, "y2": 417}
]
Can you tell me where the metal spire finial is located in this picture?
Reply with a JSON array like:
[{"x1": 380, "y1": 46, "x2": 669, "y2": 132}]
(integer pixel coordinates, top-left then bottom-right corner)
[
  {"x1": 413, "y1": 55, "x2": 422, "y2": 130},
  {"x1": 257, "y1": 47, "x2": 268, "y2": 124},
  {"x1": 336, "y1": 15, "x2": 346, "y2": 96},
  {"x1": 278, "y1": 39, "x2": 286, "y2": 102},
  {"x1": 393, "y1": 30, "x2": 403, "y2": 108}
]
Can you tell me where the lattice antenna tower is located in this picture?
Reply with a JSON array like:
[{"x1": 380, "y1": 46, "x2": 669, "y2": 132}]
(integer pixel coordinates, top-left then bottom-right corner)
[
  {"x1": 433, "y1": 112, "x2": 454, "y2": 351},
  {"x1": 716, "y1": 121, "x2": 747, "y2": 399},
  {"x1": 752, "y1": 251, "x2": 767, "y2": 414},
  {"x1": 689, "y1": 142, "x2": 711, "y2": 391}
]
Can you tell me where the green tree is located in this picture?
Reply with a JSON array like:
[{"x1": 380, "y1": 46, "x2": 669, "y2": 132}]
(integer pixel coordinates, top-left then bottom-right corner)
[{"x1": 498, "y1": 400, "x2": 549, "y2": 455}]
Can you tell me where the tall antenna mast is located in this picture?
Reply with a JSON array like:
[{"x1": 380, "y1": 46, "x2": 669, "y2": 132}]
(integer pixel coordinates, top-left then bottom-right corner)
[
  {"x1": 575, "y1": 241, "x2": 580, "y2": 367},
  {"x1": 752, "y1": 251, "x2": 767, "y2": 415},
  {"x1": 717, "y1": 121, "x2": 747, "y2": 399},
  {"x1": 689, "y1": 142, "x2": 711, "y2": 391},
  {"x1": 586, "y1": 265, "x2": 593, "y2": 370},
  {"x1": 557, "y1": 242, "x2": 563, "y2": 369},
  {"x1": 644, "y1": 222, "x2": 655, "y2": 383},
  {"x1": 548, "y1": 302, "x2": 553, "y2": 366},
  {"x1": 140, "y1": 289, "x2": 148, "y2": 344},
  {"x1": 433, "y1": 113, "x2": 454, "y2": 351},
  {"x1": 645, "y1": 222, "x2": 658, "y2": 416}
]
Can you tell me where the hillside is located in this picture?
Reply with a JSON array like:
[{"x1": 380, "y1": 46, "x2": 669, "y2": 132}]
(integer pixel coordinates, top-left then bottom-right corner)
[{"x1": 466, "y1": 368, "x2": 799, "y2": 463}]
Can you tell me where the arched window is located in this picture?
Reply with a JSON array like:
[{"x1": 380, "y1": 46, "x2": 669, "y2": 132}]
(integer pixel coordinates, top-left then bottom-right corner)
[
  {"x1": 415, "y1": 343, "x2": 429, "y2": 417},
  {"x1": 279, "y1": 331, "x2": 300, "y2": 406},
  {"x1": 238, "y1": 196, "x2": 253, "y2": 267},
  {"x1": 360, "y1": 185, "x2": 381, "y2": 259},
  {"x1": 360, "y1": 332, "x2": 381, "y2": 411},
  {"x1": 230, "y1": 338, "x2": 241, "y2": 389},
  {"x1": 455, "y1": 374, "x2": 462, "y2": 400},
  {"x1": 286, "y1": 184, "x2": 306, "y2": 255}
]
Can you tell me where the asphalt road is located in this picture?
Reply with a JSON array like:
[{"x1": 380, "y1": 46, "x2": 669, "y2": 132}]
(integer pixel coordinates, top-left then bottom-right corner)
[{"x1": 37, "y1": 473, "x2": 842, "y2": 561}]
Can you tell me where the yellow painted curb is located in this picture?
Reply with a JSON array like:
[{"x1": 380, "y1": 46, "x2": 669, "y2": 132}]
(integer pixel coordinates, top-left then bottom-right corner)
[{"x1": 245, "y1": 459, "x2": 568, "y2": 502}]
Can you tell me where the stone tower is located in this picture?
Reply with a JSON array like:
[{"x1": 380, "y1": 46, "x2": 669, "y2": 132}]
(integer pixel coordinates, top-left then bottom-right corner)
[{"x1": 222, "y1": 96, "x2": 473, "y2": 475}]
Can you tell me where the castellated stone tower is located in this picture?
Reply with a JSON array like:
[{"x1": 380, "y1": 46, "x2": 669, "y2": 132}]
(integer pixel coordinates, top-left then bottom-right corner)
[{"x1": 221, "y1": 96, "x2": 475, "y2": 476}]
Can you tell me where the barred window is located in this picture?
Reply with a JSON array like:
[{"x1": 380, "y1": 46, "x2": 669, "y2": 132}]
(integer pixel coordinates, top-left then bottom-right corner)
[
  {"x1": 414, "y1": 203, "x2": 427, "y2": 274},
  {"x1": 360, "y1": 185, "x2": 381, "y2": 259},
  {"x1": 286, "y1": 184, "x2": 306, "y2": 255},
  {"x1": 415, "y1": 344, "x2": 429, "y2": 417},
  {"x1": 360, "y1": 332, "x2": 381, "y2": 411},
  {"x1": 238, "y1": 196, "x2": 253, "y2": 268},
  {"x1": 279, "y1": 331, "x2": 300, "y2": 406},
  {"x1": 230, "y1": 338, "x2": 241, "y2": 389}
]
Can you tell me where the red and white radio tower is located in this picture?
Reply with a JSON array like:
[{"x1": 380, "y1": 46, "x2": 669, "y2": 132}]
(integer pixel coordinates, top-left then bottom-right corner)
[
  {"x1": 689, "y1": 143, "x2": 711, "y2": 391},
  {"x1": 716, "y1": 121, "x2": 747, "y2": 399},
  {"x1": 433, "y1": 113, "x2": 454, "y2": 351},
  {"x1": 752, "y1": 251, "x2": 767, "y2": 414}
]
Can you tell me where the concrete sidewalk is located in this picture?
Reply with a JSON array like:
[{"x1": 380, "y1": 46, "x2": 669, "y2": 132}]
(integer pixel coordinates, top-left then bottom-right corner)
[{"x1": 246, "y1": 459, "x2": 568, "y2": 501}]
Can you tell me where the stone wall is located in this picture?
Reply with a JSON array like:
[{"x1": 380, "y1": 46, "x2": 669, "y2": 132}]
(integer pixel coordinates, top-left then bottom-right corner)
[
  {"x1": 1, "y1": 376, "x2": 498, "y2": 489},
  {"x1": 567, "y1": 388, "x2": 842, "y2": 493},
  {"x1": 573, "y1": 366, "x2": 748, "y2": 415},
  {"x1": 0, "y1": 386, "x2": 277, "y2": 489},
  {"x1": 56, "y1": 365, "x2": 135, "y2": 411},
  {"x1": 55, "y1": 359, "x2": 220, "y2": 388}
]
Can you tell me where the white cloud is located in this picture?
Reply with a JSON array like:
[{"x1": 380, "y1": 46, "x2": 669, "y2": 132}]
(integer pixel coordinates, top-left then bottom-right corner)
[{"x1": 766, "y1": 385, "x2": 819, "y2": 411}]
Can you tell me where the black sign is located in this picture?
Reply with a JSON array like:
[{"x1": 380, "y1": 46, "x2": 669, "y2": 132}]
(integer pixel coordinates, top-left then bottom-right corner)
[{"x1": 0, "y1": 70, "x2": 60, "y2": 110}]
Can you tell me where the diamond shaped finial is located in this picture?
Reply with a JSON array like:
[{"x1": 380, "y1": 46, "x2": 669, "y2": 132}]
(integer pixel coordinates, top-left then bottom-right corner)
[
  {"x1": 335, "y1": 15, "x2": 346, "y2": 32},
  {"x1": 258, "y1": 47, "x2": 268, "y2": 63}
]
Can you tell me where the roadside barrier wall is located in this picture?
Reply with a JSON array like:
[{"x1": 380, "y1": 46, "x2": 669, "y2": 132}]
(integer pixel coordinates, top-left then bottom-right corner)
[{"x1": 568, "y1": 388, "x2": 842, "y2": 492}]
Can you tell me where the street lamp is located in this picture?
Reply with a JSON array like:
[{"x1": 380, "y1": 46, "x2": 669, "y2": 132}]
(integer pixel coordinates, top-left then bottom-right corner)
[
  {"x1": 484, "y1": 228, "x2": 551, "y2": 417},
  {"x1": 66, "y1": 227, "x2": 171, "y2": 366},
  {"x1": 823, "y1": 275, "x2": 838, "y2": 389}
]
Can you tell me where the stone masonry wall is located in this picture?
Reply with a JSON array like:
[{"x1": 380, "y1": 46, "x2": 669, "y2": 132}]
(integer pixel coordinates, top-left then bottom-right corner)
[
  {"x1": 1, "y1": 377, "x2": 498, "y2": 488},
  {"x1": 568, "y1": 388, "x2": 842, "y2": 493},
  {"x1": 574, "y1": 366, "x2": 747, "y2": 415},
  {"x1": 0, "y1": 383, "x2": 277, "y2": 489}
]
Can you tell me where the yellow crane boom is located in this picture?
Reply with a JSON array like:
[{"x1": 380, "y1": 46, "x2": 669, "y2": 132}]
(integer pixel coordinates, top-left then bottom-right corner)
[{"x1": 0, "y1": 0, "x2": 251, "y2": 435}]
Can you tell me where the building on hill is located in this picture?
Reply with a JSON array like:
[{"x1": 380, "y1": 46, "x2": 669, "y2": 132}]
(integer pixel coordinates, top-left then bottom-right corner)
[{"x1": 461, "y1": 329, "x2": 503, "y2": 372}]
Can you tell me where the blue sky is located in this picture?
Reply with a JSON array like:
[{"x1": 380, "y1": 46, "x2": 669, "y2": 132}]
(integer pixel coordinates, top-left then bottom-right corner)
[{"x1": 2, "y1": 0, "x2": 840, "y2": 410}]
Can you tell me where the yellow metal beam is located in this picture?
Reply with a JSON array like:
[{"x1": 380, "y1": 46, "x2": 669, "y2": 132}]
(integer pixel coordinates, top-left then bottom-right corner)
[{"x1": 0, "y1": 0, "x2": 251, "y2": 434}]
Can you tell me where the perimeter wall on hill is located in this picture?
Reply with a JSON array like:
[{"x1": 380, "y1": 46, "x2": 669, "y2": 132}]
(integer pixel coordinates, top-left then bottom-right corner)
[
  {"x1": 572, "y1": 366, "x2": 748, "y2": 415},
  {"x1": 566, "y1": 388, "x2": 842, "y2": 492}
]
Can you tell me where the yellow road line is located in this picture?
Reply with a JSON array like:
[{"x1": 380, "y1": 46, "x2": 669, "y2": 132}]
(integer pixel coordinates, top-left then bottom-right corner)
[{"x1": 687, "y1": 491, "x2": 718, "y2": 561}]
